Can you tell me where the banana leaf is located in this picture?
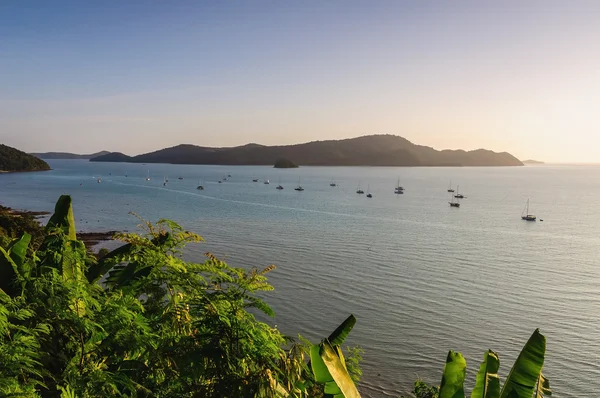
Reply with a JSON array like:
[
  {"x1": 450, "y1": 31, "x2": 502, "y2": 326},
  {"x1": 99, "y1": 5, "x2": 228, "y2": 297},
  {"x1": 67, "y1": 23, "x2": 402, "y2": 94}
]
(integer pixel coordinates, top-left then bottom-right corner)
[
  {"x1": 328, "y1": 314, "x2": 356, "y2": 347},
  {"x1": 439, "y1": 351, "x2": 466, "y2": 398},
  {"x1": 45, "y1": 195, "x2": 76, "y2": 240},
  {"x1": 6, "y1": 233, "x2": 31, "y2": 267},
  {"x1": 471, "y1": 350, "x2": 500, "y2": 398},
  {"x1": 86, "y1": 243, "x2": 132, "y2": 283},
  {"x1": 535, "y1": 373, "x2": 551, "y2": 397},
  {"x1": 500, "y1": 329, "x2": 546, "y2": 398},
  {"x1": 320, "y1": 340, "x2": 361, "y2": 398},
  {"x1": 0, "y1": 247, "x2": 19, "y2": 297}
]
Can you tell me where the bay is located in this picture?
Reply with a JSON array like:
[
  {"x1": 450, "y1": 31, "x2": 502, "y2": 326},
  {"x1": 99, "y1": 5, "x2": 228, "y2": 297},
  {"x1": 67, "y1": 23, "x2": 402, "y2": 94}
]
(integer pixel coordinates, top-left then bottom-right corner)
[{"x1": 1, "y1": 160, "x2": 599, "y2": 397}]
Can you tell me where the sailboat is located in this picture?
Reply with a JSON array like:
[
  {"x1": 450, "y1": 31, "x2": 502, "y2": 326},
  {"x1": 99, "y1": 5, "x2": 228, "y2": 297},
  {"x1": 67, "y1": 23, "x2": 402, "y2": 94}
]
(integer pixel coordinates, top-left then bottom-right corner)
[
  {"x1": 252, "y1": 177, "x2": 259, "y2": 182},
  {"x1": 294, "y1": 177, "x2": 304, "y2": 191},
  {"x1": 394, "y1": 178, "x2": 404, "y2": 194},
  {"x1": 330, "y1": 179, "x2": 337, "y2": 187},
  {"x1": 454, "y1": 185, "x2": 464, "y2": 199},
  {"x1": 356, "y1": 181, "x2": 364, "y2": 194},
  {"x1": 447, "y1": 180, "x2": 455, "y2": 193},
  {"x1": 449, "y1": 188, "x2": 460, "y2": 207},
  {"x1": 163, "y1": 176, "x2": 167, "y2": 186},
  {"x1": 97, "y1": 177, "x2": 101, "y2": 183},
  {"x1": 264, "y1": 179, "x2": 270, "y2": 184},
  {"x1": 145, "y1": 171, "x2": 150, "y2": 181},
  {"x1": 521, "y1": 199, "x2": 536, "y2": 221},
  {"x1": 196, "y1": 180, "x2": 204, "y2": 190},
  {"x1": 276, "y1": 177, "x2": 284, "y2": 190},
  {"x1": 366, "y1": 185, "x2": 372, "y2": 198}
]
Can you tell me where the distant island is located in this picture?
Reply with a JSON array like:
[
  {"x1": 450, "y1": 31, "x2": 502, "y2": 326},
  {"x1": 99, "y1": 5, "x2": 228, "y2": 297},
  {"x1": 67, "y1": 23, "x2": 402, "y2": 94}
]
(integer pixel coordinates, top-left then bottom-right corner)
[
  {"x1": 31, "y1": 150, "x2": 111, "y2": 160},
  {"x1": 92, "y1": 152, "x2": 132, "y2": 163},
  {"x1": 0, "y1": 144, "x2": 51, "y2": 172},
  {"x1": 91, "y1": 134, "x2": 524, "y2": 167},
  {"x1": 522, "y1": 159, "x2": 545, "y2": 165},
  {"x1": 274, "y1": 158, "x2": 299, "y2": 168}
]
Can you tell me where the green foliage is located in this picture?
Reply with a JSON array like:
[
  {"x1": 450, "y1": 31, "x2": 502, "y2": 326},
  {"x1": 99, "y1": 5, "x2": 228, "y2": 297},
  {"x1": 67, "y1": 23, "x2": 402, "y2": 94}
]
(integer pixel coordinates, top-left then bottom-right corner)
[
  {"x1": 0, "y1": 205, "x2": 46, "y2": 250},
  {"x1": 439, "y1": 351, "x2": 466, "y2": 398},
  {"x1": 0, "y1": 195, "x2": 359, "y2": 397},
  {"x1": 0, "y1": 143, "x2": 50, "y2": 172},
  {"x1": 471, "y1": 350, "x2": 500, "y2": 398},
  {"x1": 411, "y1": 330, "x2": 549, "y2": 398},
  {"x1": 499, "y1": 329, "x2": 547, "y2": 398}
]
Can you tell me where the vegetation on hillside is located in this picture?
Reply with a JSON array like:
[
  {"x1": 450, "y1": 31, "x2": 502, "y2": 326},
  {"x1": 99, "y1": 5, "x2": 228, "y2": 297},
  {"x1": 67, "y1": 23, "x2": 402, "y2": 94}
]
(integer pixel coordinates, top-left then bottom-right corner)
[
  {"x1": 89, "y1": 151, "x2": 132, "y2": 162},
  {"x1": 90, "y1": 135, "x2": 524, "y2": 167},
  {"x1": 0, "y1": 205, "x2": 46, "y2": 249},
  {"x1": 0, "y1": 144, "x2": 50, "y2": 172},
  {"x1": 274, "y1": 158, "x2": 299, "y2": 168},
  {"x1": 0, "y1": 196, "x2": 551, "y2": 397}
]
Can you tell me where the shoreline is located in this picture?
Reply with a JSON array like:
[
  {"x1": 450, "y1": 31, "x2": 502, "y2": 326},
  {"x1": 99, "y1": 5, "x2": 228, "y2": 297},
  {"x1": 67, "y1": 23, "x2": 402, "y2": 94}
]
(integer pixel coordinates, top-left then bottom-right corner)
[
  {"x1": 1, "y1": 203, "x2": 117, "y2": 250},
  {"x1": 0, "y1": 168, "x2": 52, "y2": 173}
]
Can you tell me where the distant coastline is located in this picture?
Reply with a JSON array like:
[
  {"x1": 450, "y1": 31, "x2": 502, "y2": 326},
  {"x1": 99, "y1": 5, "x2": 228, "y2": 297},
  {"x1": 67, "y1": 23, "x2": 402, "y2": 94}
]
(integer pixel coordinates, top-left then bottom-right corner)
[
  {"x1": 90, "y1": 134, "x2": 523, "y2": 167},
  {"x1": 522, "y1": 159, "x2": 545, "y2": 165}
]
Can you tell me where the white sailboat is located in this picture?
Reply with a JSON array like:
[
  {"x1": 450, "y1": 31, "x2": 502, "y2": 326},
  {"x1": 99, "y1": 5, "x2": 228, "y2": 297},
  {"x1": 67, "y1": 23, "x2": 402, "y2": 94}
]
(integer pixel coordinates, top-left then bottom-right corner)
[
  {"x1": 454, "y1": 185, "x2": 464, "y2": 199},
  {"x1": 394, "y1": 177, "x2": 404, "y2": 194},
  {"x1": 294, "y1": 177, "x2": 304, "y2": 191},
  {"x1": 521, "y1": 199, "x2": 536, "y2": 221},
  {"x1": 449, "y1": 188, "x2": 460, "y2": 207},
  {"x1": 145, "y1": 171, "x2": 150, "y2": 181},
  {"x1": 356, "y1": 181, "x2": 364, "y2": 194}
]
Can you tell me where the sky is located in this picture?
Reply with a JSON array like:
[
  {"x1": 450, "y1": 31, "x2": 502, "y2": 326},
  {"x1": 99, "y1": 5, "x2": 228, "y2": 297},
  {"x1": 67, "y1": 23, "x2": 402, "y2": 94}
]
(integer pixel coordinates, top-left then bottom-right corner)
[{"x1": 1, "y1": 1, "x2": 599, "y2": 162}]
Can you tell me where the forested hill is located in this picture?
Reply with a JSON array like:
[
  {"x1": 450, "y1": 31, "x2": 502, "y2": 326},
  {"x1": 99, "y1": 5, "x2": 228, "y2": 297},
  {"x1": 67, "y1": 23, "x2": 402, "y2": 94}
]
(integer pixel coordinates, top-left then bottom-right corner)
[
  {"x1": 31, "y1": 150, "x2": 110, "y2": 160},
  {"x1": 0, "y1": 144, "x2": 51, "y2": 172},
  {"x1": 90, "y1": 134, "x2": 524, "y2": 167}
]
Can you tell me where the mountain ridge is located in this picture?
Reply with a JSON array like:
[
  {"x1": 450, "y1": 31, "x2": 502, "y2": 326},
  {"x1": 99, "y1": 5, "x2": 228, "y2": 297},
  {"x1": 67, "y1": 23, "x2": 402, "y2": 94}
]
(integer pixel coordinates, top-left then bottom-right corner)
[
  {"x1": 31, "y1": 151, "x2": 111, "y2": 160},
  {"x1": 90, "y1": 134, "x2": 523, "y2": 167}
]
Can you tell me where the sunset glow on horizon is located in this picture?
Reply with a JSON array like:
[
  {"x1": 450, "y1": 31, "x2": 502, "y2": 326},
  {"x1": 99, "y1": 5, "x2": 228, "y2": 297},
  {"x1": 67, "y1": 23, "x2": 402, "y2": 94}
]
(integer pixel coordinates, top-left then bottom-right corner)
[{"x1": 1, "y1": 1, "x2": 599, "y2": 163}]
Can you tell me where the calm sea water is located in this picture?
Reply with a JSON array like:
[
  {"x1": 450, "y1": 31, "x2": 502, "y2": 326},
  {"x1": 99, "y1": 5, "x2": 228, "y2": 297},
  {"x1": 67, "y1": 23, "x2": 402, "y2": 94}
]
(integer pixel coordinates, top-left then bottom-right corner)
[{"x1": 1, "y1": 160, "x2": 599, "y2": 396}]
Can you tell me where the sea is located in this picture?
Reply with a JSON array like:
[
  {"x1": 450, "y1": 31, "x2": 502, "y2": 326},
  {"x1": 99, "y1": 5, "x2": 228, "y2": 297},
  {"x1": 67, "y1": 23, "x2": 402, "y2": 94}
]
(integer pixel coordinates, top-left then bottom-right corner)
[{"x1": 1, "y1": 160, "x2": 599, "y2": 397}]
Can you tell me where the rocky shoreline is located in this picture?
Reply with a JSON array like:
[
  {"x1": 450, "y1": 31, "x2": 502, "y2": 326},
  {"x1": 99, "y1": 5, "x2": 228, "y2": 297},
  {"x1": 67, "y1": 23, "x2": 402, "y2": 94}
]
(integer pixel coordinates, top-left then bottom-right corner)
[
  {"x1": 1, "y1": 204, "x2": 117, "y2": 249},
  {"x1": 76, "y1": 231, "x2": 119, "y2": 249}
]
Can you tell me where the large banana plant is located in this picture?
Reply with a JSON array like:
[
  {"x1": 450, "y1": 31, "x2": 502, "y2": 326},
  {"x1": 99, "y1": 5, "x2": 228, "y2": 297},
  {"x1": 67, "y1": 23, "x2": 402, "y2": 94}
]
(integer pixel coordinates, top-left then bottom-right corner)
[{"x1": 435, "y1": 329, "x2": 551, "y2": 398}]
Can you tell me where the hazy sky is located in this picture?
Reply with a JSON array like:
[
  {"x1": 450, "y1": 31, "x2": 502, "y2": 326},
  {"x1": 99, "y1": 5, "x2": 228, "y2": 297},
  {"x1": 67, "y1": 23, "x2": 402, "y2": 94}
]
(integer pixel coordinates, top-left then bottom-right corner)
[{"x1": 1, "y1": 1, "x2": 599, "y2": 162}]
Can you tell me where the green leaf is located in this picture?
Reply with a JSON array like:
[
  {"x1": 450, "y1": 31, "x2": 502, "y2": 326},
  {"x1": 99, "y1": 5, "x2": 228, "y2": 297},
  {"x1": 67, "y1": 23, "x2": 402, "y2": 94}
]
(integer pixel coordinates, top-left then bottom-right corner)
[
  {"x1": 46, "y1": 195, "x2": 76, "y2": 240},
  {"x1": 500, "y1": 329, "x2": 546, "y2": 398},
  {"x1": 7, "y1": 233, "x2": 31, "y2": 267},
  {"x1": 328, "y1": 314, "x2": 357, "y2": 347},
  {"x1": 439, "y1": 351, "x2": 466, "y2": 398},
  {"x1": 535, "y1": 373, "x2": 551, "y2": 397},
  {"x1": 311, "y1": 344, "x2": 335, "y2": 384},
  {"x1": 0, "y1": 247, "x2": 19, "y2": 297},
  {"x1": 471, "y1": 350, "x2": 500, "y2": 398},
  {"x1": 86, "y1": 243, "x2": 132, "y2": 283},
  {"x1": 320, "y1": 340, "x2": 361, "y2": 398}
]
